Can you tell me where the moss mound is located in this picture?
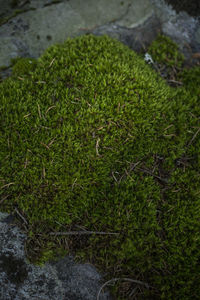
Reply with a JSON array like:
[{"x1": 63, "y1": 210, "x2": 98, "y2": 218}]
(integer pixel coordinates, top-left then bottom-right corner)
[{"x1": 0, "y1": 34, "x2": 200, "y2": 299}]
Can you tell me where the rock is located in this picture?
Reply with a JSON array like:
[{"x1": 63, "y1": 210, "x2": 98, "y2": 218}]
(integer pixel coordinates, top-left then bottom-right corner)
[
  {"x1": 0, "y1": 0, "x2": 199, "y2": 81},
  {"x1": 164, "y1": 0, "x2": 200, "y2": 17},
  {"x1": 150, "y1": 0, "x2": 200, "y2": 58},
  {"x1": 0, "y1": 0, "x2": 154, "y2": 68},
  {"x1": 0, "y1": 0, "x2": 200, "y2": 82},
  {"x1": 0, "y1": 212, "x2": 111, "y2": 300}
]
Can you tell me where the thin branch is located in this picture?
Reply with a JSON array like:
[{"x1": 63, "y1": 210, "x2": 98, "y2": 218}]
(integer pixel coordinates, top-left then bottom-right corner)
[
  {"x1": 0, "y1": 182, "x2": 15, "y2": 189},
  {"x1": 168, "y1": 79, "x2": 183, "y2": 85},
  {"x1": 14, "y1": 208, "x2": 28, "y2": 225},
  {"x1": 137, "y1": 167, "x2": 168, "y2": 184},
  {"x1": 187, "y1": 127, "x2": 200, "y2": 148},
  {"x1": 96, "y1": 277, "x2": 149, "y2": 300},
  {"x1": 96, "y1": 137, "x2": 100, "y2": 156},
  {"x1": 0, "y1": 194, "x2": 9, "y2": 204},
  {"x1": 49, "y1": 231, "x2": 119, "y2": 236}
]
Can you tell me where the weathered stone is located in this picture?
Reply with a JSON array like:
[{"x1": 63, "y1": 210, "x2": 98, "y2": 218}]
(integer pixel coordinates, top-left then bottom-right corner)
[
  {"x1": 0, "y1": 212, "x2": 111, "y2": 300},
  {"x1": 150, "y1": 0, "x2": 200, "y2": 56},
  {"x1": 0, "y1": 0, "x2": 154, "y2": 67},
  {"x1": 0, "y1": 0, "x2": 199, "y2": 79}
]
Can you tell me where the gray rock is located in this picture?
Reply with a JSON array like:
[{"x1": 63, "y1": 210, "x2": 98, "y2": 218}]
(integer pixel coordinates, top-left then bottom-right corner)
[
  {"x1": 0, "y1": 0, "x2": 154, "y2": 68},
  {"x1": 0, "y1": 212, "x2": 111, "y2": 300},
  {"x1": 150, "y1": 0, "x2": 200, "y2": 58},
  {"x1": 0, "y1": 0, "x2": 199, "y2": 82}
]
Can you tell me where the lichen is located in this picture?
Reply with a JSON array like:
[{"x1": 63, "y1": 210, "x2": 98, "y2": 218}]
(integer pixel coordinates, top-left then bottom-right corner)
[{"x1": 0, "y1": 33, "x2": 200, "y2": 299}]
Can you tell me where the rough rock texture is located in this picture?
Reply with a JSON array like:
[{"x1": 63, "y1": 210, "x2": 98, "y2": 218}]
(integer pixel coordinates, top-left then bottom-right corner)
[
  {"x1": 164, "y1": 0, "x2": 200, "y2": 17},
  {"x1": 0, "y1": 0, "x2": 199, "y2": 80},
  {"x1": 150, "y1": 0, "x2": 200, "y2": 60},
  {"x1": 0, "y1": 0, "x2": 154, "y2": 67},
  {"x1": 0, "y1": 212, "x2": 111, "y2": 300}
]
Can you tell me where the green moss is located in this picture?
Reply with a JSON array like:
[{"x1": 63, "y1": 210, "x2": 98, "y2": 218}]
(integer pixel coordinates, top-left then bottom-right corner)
[
  {"x1": 148, "y1": 34, "x2": 185, "y2": 68},
  {"x1": 11, "y1": 57, "x2": 38, "y2": 77},
  {"x1": 177, "y1": 65, "x2": 200, "y2": 97},
  {"x1": 0, "y1": 33, "x2": 200, "y2": 299}
]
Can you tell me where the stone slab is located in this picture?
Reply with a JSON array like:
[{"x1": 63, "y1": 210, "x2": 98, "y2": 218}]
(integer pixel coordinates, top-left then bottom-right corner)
[{"x1": 0, "y1": 0, "x2": 154, "y2": 67}]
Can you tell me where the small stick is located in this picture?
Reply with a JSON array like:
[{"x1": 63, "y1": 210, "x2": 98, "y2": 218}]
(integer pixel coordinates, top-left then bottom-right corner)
[
  {"x1": 96, "y1": 277, "x2": 149, "y2": 300},
  {"x1": 187, "y1": 127, "x2": 200, "y2": 148},
  {"x1": 137, "y1": 167, "x2": 168, "y2": 184},
  {"x1": 37, "y1": 103, "x2": 42, "y2": 119},
  {"x1": 0, "y1": 195, "x2": 9, "y2": 204},
  {"x1": 49, "y1": 231, "x2": 119, "y2": 236},
  {"x1": 49, "y1": 57, "x2": 56, "y2": 67},
  {"x1": 167, "y1": 80, "x2": 183, "y2": 85},
  {"x1": 0, "y1": 182, "x2": 15, "y2": 189},
  {"x1": 14, "y1": 208, "x2": 28, "y2": 225},
  {"x1": 96, "y1": 137, "x2": 100, "y2": 156}
]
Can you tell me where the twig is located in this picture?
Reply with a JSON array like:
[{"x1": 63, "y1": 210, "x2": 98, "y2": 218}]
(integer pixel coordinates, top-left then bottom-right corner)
[
  {"x1": 187, "y1": 127, "x2": 200, "y2": 148},
  {"x1": 137, "y1": 167, "x2": 168, "y2": 184},
  {"x1": 49, "y1": 231, "x2": 119, "y2": 236},
  {"x1": 96, "y1": 277, "x2": 149, "y2": 300},
  {"x1": 0, "y1": 182, "x2": 15, "y2": 189},
  {"x1": 49, "y1": 57, "x2": 56, "y2": 68},
  {"x1": 167, "y1": 80, "x2": 183, "y2": 85},
  {"x1": 96, "y1": 137, "x2": 100, "y2": 156},
  {"x1": 37, "y1": 103, "x2": 42, "y2": 119},
  {"x1": 0, "y1": 195, "x2": 9, "y2": 204},
  {"x1": 14, "y1": 208, "x2": 28, "y2": 225},
  {"x1": 112, "y1": 160, "x2": 142, "y2": 184}
]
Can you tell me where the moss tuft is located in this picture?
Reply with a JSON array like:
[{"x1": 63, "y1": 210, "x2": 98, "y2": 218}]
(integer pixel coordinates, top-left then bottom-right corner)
[
  {"x1": 148, "y1": 34, "x2": 185, "y2": 68},
  {"x1": 0, "y1": 33, "x2": 200, "y2": 299},
  {"x1": 11, "y1": 57, "x2": 38, "y2": 77}
]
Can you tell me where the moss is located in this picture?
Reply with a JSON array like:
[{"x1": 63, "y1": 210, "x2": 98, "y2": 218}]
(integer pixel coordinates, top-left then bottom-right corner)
[
  {"x1": 148, "y1": 34, "x2": 185, "y2": 68},
  {"x1": 11, "y1": 57, "x2": 38, "y2": 77},
  {"x1": 177, "y1": 65, "x2": 200, "y2": 97},
  {"x1": 0, "y1": 33, "x2": 200, "y2": 299}
]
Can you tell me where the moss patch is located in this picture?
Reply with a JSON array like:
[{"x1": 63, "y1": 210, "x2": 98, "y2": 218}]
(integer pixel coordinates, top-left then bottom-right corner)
[
  {"x1": 0, "y1": 34, "x2": 200, "y2": 299},
  {"x1": 11, "y1": 57, "x2": 38, "y2": 77},
  {"x1": 147, "y1": 34, "x2": 185, "y2": 68}
]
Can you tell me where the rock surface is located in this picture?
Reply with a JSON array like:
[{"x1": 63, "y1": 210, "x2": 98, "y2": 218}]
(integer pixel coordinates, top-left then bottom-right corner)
[
  {"x1": 0, "y1": 212, "x2": 111, "y2": 300},
  {"x1": 0, "y1": 0, "x2": 199, "y2": 80},
  {"x1": 0, "y1": 0, "x2": 153, "y2": 68},
  {"x1": 150, "y1": 0, "x2": 200, "y2": 59}
]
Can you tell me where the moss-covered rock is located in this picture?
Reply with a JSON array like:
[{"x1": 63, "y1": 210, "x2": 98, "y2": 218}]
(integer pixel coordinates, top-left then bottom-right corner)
[{"x1": 0, "y1": 33, "x2": 200, "y2": 299}]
